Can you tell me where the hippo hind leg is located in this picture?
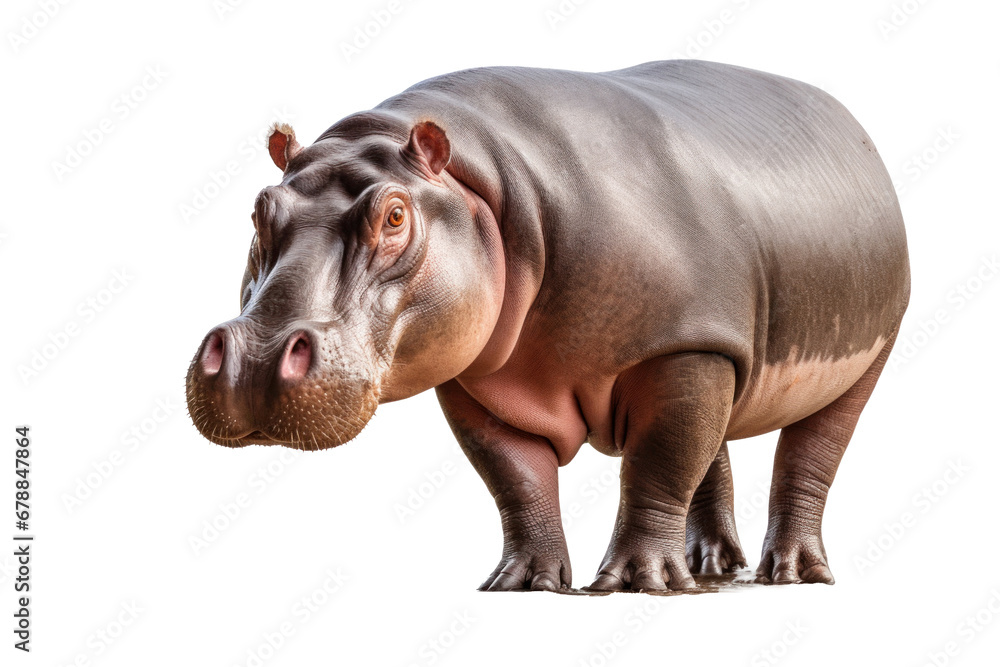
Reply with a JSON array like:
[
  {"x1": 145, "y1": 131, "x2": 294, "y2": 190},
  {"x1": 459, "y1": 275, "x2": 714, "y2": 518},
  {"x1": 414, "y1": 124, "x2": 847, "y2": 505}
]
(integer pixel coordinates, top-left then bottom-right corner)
[
  {"x1": 756, "y1": 331, "x2": 897, "y2": 584},
  {"x1": 686, "y1": 442, "x2": 748, "y2": 575}
]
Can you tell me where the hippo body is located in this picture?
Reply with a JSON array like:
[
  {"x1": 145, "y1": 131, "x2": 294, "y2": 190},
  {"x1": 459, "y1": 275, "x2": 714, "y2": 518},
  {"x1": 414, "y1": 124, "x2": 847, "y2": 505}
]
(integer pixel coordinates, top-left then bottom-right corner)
[{"x1": 187, "y1": 60, "x2": 909, "y2": 592}]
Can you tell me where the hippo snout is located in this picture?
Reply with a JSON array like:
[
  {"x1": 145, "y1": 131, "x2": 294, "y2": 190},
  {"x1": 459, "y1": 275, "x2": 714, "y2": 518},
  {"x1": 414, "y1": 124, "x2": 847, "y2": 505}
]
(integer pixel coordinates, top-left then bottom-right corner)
[{"x1": 185, "y1": 319, "x2": 380, "y2": 450}]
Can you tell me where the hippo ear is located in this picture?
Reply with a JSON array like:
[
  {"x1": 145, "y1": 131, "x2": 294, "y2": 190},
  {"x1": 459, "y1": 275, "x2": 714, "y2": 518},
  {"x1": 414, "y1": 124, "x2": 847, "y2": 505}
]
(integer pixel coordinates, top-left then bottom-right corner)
[
  {"x1": 267, "y1": 123, "x2": 303, "y2": 172},
  {"x1": 405, "y1": 121, "x2": 451, "y2": 178}
]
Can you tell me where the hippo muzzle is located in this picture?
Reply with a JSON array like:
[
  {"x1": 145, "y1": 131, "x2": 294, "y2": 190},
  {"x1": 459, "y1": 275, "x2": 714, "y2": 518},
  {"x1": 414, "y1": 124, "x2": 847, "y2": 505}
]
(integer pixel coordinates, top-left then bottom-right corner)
[{"x1": 186, "y1": 315, "x2": 381, "y2": 449}]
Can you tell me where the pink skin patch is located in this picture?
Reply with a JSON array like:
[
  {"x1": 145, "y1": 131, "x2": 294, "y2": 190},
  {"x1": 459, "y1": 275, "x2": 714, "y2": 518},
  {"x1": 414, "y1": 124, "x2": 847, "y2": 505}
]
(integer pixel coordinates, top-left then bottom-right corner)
[
  {"x1": 200, "y1": 331, "x2": 224, "y2": 375},
  {"x1": 279, "y1": 333, "x2": 312, "y2": 381},
  {"x1": 726, "y1": 337, "x2": 886, "y2": 440}
]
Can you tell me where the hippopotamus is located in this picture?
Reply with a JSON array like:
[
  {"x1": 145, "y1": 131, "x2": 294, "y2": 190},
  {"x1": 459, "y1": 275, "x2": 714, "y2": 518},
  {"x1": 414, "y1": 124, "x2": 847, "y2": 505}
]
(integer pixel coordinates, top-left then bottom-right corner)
[{"x1": 186, "y1": 60, "x2": 909, "y2": 592}]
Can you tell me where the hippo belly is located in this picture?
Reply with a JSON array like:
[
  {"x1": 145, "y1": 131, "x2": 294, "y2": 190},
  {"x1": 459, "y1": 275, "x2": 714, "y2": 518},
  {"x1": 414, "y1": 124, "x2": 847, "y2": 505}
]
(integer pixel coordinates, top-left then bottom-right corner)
[
  {"x1": 456, "y1": 369, "x2": 591, "y2": 461},
  {"x1": 459, "y1": 332, "x2": 888, "y2": 463}
]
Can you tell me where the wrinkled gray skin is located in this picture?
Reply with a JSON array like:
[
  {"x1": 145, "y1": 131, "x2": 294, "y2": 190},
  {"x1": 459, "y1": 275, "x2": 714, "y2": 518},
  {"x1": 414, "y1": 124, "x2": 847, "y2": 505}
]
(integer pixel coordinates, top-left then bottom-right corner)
[{"x1": 187, "y1": 60, "x2": 909, "y2": 592}]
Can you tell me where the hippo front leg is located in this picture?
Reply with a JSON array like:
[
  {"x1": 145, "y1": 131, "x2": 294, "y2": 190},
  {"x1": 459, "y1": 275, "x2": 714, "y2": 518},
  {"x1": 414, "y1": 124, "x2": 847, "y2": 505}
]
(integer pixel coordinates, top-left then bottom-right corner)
[
  {"x1": 588, "y1": 353, "x2": 735, "y2": 592},
  {"x1": 436, "y1": 380, "x2": 571, "y2": 592}
]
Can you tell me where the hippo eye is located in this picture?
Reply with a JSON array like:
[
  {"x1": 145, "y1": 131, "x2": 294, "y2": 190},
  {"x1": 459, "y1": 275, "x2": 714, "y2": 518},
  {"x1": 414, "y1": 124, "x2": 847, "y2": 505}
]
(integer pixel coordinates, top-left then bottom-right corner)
[{"x1": 386, "y1": 206, "x2": 405, "y2": 228}]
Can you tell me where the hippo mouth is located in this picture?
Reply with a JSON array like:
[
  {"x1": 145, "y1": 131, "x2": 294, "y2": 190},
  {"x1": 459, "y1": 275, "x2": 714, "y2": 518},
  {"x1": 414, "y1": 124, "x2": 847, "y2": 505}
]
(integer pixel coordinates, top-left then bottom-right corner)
[
  {"x1": 216, "y1": 428, "x2": 343, "y2": 449},
  {"x1": 237, "y1": 430, "x2": 278, "y2": 445},
  {"x1": 207, "y1": 429, "x2": 284, "y2": 448}
]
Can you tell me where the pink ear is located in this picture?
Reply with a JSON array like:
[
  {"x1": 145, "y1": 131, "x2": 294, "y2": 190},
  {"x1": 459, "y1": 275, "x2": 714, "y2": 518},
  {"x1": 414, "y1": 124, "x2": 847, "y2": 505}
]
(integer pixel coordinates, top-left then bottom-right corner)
[
  {"x1": 406, "y1": 121, "x2": 451, "y2": 177},
  {"x1": 267, "y1": 123, "x2": 303, "y2": 171}
]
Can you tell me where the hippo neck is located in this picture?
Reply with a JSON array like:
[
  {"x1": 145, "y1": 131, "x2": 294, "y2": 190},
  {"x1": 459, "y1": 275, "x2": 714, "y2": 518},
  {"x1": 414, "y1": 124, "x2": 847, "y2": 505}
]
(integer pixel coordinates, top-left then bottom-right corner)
[
  {"x1": 444, "y1": 156, "x2": 545, "y2": 379},
  {"x1": 445, "y1": 165, "x2": 542, "y2": 379}
]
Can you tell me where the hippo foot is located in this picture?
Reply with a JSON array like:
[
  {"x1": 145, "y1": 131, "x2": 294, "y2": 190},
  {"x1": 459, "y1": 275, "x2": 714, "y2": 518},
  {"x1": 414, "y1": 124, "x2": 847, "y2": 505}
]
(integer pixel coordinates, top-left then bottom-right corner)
[
  {"x1": 479, "y1": 549, "x2": 572, "y2": 592},
  {"x1": 686, "y1": 517, "x2": 747, "y2": 576},
  {"x1": 586, "y1": 540, "x2": 696, "y2": 592},
  {"x1": 755, "y1": 532, "x2": 835, "y2": 584}
]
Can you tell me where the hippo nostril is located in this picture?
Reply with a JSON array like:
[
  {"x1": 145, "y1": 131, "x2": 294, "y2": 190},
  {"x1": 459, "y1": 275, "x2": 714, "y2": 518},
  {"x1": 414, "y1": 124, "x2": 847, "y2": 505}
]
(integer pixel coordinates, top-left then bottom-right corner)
[
  {"x1": 279, "y1": 332, "x2": 312, "y2": 381},
  {"x1": 200, "y1": 331, "x2": 225, "y2": 376}
]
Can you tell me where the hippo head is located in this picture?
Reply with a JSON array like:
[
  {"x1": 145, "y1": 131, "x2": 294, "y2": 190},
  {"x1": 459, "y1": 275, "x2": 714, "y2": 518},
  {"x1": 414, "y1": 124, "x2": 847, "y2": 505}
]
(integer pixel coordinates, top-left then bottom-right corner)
[{"x1": 185, "y1": 118, "x2": 502, "y2": 449}]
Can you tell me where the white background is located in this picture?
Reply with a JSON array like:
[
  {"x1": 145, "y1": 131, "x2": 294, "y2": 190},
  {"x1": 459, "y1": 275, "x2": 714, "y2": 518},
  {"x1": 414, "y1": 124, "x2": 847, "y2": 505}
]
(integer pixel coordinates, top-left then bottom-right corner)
[{"x1": 3, "y1": 0, "x2": 998, "y2": 665}]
